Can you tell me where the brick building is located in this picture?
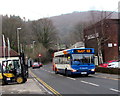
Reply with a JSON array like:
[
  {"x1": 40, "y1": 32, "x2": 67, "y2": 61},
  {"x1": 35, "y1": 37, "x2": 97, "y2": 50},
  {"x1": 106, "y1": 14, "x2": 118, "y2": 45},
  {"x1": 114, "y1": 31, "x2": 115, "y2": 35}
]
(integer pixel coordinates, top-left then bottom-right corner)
[{"x1": 84, "y1": 19, "x2": 119, "y2": 62}]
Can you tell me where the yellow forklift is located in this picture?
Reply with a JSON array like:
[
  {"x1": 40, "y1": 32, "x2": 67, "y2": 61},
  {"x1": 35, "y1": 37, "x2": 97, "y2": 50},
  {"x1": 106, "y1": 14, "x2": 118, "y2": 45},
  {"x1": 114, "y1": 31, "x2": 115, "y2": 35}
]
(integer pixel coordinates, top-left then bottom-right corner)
[{"x1": 0, "y1": 53, "x2": 28, "y2": 85}]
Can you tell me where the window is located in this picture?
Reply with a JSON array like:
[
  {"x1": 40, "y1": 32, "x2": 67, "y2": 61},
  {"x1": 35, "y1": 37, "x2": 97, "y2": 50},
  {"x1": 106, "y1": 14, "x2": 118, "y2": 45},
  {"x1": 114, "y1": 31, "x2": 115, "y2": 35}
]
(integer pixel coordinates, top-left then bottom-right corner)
[
  {"x1": 0, "y1": 63, "x2": 1, "y2": 73},
  {"x1": 53, "y1": 56, "x2": 70, "y2": 64},
  {"x1": 13, "y1": 60, "x2": 21, "y2": 70},
  {"x1": 72, "y1": 54, "x2": 94, "y2": 64}
]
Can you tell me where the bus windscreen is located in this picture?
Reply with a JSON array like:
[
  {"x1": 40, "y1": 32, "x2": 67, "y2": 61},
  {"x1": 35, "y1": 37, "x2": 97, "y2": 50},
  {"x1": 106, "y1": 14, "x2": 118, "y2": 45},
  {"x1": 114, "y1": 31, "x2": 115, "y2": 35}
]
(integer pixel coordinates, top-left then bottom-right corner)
[{"x1": 72, "y1": 54, "x2": 94, "y2": 64}]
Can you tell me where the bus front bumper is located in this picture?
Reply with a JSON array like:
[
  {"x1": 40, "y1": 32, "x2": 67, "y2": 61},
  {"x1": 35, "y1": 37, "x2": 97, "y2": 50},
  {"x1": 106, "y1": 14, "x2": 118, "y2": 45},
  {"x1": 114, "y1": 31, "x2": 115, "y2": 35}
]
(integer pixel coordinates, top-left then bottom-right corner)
[{"x1": 71, "y1": 70, "x2": 95, "y2": 75}]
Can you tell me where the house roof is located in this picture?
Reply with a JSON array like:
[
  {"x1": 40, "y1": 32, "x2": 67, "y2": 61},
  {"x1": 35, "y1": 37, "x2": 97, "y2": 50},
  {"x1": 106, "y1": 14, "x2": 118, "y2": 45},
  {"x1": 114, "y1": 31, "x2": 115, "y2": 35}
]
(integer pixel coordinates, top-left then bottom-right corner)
[
  {"x1": 0, "y1": 46, "x2": 18, "y2": 57},
  {"x1": 70, "y1": 42, "x2": 85, "y2": 48}
]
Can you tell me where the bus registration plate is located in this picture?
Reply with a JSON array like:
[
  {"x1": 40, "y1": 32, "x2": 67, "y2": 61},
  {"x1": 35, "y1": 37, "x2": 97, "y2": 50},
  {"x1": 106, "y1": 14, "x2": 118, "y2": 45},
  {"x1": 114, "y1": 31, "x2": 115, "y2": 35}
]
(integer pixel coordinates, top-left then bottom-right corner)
[{"x1": 81, "y1": 72, "x2": 87, "y2": 74}]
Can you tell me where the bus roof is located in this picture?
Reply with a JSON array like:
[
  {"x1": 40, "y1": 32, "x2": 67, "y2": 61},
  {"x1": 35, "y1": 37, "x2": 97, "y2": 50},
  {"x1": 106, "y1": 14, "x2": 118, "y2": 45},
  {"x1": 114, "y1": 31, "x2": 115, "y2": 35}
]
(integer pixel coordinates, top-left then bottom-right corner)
[{"x1": 54, "y1": 48, "x2": 94, "y2": 57}]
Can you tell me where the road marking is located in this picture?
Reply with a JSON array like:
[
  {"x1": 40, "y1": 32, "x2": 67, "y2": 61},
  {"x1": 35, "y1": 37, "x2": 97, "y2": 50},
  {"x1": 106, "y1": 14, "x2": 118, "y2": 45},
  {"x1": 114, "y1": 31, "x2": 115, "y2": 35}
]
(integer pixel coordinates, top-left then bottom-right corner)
[
  {"x1": 81, "y1": 80, "x2": 99, "y2": 87},
  {"x1": 66, "y1": 77, "x2": 76, "y2": 80},
  {"x1": 11, "y1": 92, "x2": 14, "y2": 94},
  {"x1": 33, "y1": 78, "x2": 52, "y2": 94},
  {"x1": 58, "y1": 74, "x2": 64, "y2": 77},
  {"x1": 41, "y1": 69, "x2": 119, "y2": 81},
  {"x1": 81, "y1": 80, "x2": 89, "y2": 84},
  {"x1": 41, "y1": 68, "x2": 75, "y2": 81},
  {"x1": 41, "y1": 68, "x2": 76, "y2": 81},
  {"x1": 30, "y1": 70, "x2": 62, "y2": 96},
  {"x1": 51, "y1": 72, "x2": 54, "y2": 74},
  {"x1": 41, "y1": 68, "x2": 54, "y2": 74},
  {"x1": 109, "y1": 88, "x2": 120, "y2": 93},
  {"x1": 48, "y1": 71, "x2": 51, "y2": 73},
  {"x1": 88, "y1": 82, "x2": 100, "y2": 87}
]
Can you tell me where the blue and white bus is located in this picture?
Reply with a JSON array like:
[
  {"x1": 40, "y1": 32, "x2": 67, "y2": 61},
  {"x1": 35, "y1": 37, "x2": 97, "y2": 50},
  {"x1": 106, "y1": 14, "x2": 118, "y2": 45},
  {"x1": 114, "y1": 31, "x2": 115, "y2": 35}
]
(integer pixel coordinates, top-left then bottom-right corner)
[{"x1": 53, "y1": 48, "x2": 95, "y2": 76}]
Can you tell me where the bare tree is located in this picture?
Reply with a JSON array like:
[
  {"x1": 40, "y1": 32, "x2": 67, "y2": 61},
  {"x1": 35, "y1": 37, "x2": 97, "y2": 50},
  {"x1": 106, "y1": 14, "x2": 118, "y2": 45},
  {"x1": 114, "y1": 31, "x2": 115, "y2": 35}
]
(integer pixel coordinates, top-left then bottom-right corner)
[
  {"x1": 89, "y1": 11, "x2": 112, "y2": 64},
  {"x1": 71, "y1": 22, "x2": 88, "y2": 43},
  {"x1": 31, "y1": 18, "x2": 57, "y2": 49},
  {"x1": 2, "y1": 15, "x2": 26, "y2": 51},
  {"x1": 67, "y1": 20, "x2": 90, "y2": 49},
  {"x1": 2, "y1": 15, "x2": 58, "y2": 62}
]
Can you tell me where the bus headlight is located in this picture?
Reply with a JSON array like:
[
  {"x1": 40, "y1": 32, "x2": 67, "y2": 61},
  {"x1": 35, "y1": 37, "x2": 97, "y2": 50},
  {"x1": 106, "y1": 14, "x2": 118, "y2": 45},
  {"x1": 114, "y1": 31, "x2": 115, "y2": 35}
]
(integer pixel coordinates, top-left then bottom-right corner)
[
  {"x1": 91, "y1": 69, "x2": 95, "y2": 71},
  {"x1": 71, "y1": 69, "x2": 77, "y2": 72}
]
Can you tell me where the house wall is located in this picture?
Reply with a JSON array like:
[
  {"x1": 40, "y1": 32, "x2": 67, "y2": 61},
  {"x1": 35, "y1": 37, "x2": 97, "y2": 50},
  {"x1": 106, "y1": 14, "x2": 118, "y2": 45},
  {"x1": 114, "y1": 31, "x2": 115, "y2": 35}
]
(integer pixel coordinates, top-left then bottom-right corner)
[
  {"x1": 103, "y1": 19, "x2": 118, "y2": 61},
  {"x1": 84, "y1": 19, "x2": 119, "y2": 62}
]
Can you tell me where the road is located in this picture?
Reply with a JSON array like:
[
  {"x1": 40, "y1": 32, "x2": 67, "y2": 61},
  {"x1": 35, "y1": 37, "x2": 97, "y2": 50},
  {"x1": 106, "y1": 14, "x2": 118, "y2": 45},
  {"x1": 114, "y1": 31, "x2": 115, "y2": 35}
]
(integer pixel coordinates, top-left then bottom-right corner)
[{"x1": 30, "y1": 63, "x2": 119, "y2": 95}]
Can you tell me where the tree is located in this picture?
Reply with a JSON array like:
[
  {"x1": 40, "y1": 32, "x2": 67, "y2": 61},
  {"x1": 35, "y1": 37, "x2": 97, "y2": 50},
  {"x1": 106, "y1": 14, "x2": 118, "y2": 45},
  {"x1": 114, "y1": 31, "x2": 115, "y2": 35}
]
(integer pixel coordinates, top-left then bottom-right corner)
[
  {"x1": 2, "y1": 15, "x2": 26, "y2": 51},
  {"x1": 31, "y1": 18, "x2": 57, "y2": 49},
  {"x1": 29, "y1": 18, "x2": 58, "y2": 61},
  {"x1": 69, "y1": 22, "x2": 88, "y2": 45},
  {"x1": 88, "y1": 11, "x2": 112, "y2": 64},
  {"x1": 2, "y1": 15, "x2": 58, "y2": 62}
]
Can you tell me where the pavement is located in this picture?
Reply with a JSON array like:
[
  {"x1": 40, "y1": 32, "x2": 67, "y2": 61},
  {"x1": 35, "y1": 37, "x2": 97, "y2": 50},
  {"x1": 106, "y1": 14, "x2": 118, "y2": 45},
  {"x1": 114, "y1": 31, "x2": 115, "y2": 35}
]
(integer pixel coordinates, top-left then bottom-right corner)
[
  {"x1": 91, "y1": 72, "x2": 120, "y2": 80},
  {"x1": 0, "y1": 72, "x2": 50, "y2": 95}
]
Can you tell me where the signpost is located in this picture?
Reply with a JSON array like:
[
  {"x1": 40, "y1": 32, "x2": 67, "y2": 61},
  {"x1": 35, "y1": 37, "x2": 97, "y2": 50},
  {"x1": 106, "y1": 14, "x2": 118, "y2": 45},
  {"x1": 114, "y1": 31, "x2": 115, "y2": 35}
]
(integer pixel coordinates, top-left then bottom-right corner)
[{"x1": 38, "y1": 54, "x2": 42, "y2": 62}]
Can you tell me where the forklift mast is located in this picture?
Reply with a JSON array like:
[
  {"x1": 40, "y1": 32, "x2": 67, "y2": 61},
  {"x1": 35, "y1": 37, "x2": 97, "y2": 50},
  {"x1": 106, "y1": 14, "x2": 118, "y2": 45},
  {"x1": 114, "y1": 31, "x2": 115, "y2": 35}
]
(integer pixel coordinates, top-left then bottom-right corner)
[{"x1": 20, "y1": 52, "x2": 28, "y2": 78}]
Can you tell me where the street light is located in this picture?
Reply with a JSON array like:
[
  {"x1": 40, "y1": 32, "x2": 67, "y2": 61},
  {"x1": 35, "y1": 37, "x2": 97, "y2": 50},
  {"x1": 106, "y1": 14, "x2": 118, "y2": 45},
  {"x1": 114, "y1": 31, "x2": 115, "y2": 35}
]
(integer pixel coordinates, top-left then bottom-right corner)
[
  {"x1": 17, "y1": 27, "x2": 21, "y2": 54},
  {"x1": 33, "y1": 41, "x2": 36, "y2": 54}
]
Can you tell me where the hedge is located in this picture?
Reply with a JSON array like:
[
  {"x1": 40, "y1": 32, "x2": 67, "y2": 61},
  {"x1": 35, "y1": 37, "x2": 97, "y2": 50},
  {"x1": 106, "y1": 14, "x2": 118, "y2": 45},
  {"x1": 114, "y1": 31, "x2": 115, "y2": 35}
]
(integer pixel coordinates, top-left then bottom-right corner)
[{"x1": 95, "y1": 67, "x2": 120, "y2": 75}]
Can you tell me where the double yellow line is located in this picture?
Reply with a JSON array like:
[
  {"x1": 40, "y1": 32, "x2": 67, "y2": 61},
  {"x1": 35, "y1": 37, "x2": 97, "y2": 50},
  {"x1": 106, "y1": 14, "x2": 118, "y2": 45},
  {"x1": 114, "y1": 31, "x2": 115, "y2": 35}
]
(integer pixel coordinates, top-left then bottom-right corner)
[{"x1": 30, "y1": 70, "x2": 62, "y2": 96}]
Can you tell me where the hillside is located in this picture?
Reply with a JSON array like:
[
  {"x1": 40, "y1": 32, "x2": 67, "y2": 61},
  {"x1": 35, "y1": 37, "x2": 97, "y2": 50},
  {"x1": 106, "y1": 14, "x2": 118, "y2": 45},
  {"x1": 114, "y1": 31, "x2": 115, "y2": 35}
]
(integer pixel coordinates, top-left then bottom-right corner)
[{"x1": 50, "y1": 11, "x2": 118, "y2": 43}]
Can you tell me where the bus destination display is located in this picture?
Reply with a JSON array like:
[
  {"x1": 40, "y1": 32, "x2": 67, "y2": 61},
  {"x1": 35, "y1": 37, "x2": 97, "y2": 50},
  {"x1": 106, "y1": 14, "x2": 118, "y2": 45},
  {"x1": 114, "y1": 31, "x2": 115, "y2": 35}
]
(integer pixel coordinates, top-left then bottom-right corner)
[{"x1": 74, "y1": 49, "x2": 92, "y2": 53}]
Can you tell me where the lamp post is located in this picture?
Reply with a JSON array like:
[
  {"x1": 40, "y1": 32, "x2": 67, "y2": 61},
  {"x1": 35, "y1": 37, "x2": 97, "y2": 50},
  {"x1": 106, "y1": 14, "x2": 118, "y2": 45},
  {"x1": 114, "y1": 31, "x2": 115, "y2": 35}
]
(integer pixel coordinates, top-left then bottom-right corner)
[
  {"x1": 33, "y1": 41, "x2": 36, "y2": 54},
  {"x1": 17, "y1": 27, "x2": 21, "y2": 54}
]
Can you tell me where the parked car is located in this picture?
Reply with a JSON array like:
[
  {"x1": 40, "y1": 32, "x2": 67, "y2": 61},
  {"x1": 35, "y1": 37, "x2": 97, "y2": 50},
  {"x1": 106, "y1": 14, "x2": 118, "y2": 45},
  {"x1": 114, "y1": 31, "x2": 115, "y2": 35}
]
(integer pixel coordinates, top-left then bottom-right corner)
[
  {"x1": 99, "y1": 62, "x2": 109, "y2": 68},
  {"x1": 107, "y1": 60, "x2": 117, "y2": 63},
  {"x1": 32, "y1": 62, "x2": 43, "y2": 69},
  {"x1": 99, "y1": 60, "x2": 117, "y2": 68},
  {"x1": 107, "y1": 60, "x2": 120, "y2": 68}
]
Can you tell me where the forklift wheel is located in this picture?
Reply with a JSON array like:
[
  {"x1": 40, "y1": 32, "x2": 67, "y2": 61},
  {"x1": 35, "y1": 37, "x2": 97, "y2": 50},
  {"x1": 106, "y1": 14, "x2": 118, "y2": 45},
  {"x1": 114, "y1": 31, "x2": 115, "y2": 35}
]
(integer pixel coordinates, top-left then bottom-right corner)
[{"x1": 16, "y1": 77, "x2": 24, "y2": 84}]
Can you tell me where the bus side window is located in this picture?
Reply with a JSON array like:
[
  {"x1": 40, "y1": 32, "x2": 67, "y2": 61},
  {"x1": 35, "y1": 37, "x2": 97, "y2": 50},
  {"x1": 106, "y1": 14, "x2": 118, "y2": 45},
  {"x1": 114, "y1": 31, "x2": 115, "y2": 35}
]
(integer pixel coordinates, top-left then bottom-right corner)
[
  {"x1": 59, "y1": 57, "x2": 62, "y2": 64},
  {"x1": 54, "y1": 57, "x2": 60, "y2": 64},
  {"x1": 0, "y1": 63, "x2": 1, "y2": 73},
  {"x1": 53, "y1": 58, "x2": 57, "y2": 64},
  {"x1": 63, "y1": 57, "x2": 69, "y2": 64},
  {"x1": 60, "y1": 57, "x2": 64, "y2": 64}
]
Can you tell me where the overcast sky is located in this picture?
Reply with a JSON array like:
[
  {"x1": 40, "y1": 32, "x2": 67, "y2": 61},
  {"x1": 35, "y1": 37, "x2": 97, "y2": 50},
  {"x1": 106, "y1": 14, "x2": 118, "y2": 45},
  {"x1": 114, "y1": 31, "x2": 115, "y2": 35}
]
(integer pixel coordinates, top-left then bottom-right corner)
[{"x1": 0, "y1": 0, "x2": 119, "y2": 20}]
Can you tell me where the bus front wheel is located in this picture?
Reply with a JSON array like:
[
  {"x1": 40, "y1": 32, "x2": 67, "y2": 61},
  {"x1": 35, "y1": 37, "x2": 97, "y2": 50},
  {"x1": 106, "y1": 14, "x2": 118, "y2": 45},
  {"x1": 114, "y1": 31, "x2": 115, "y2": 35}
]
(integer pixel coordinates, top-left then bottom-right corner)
[{"x1": 65, "y1": 70, "x2": 70, "y2": 76}]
